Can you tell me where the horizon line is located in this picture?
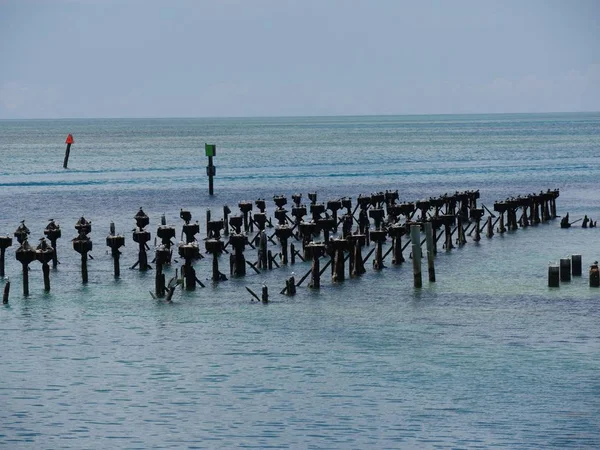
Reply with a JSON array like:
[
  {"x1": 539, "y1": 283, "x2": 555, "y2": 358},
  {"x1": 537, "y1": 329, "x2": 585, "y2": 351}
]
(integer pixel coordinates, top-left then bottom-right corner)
[{"x1": 0, "y1": 110, "x2": 599, "y2": 121}]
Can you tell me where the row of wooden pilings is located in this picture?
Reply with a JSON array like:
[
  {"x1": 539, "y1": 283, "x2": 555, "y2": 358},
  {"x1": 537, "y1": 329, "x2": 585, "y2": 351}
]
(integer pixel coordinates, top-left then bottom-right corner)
[{"x1": 0, "y1": 188, "x2": 561, "y2": 301}]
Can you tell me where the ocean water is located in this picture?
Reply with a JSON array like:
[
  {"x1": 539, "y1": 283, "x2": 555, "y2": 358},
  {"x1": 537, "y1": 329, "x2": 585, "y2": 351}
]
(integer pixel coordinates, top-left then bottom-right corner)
[{"x1": 0, "y1": 113, "x2": 599, "y2": 448}]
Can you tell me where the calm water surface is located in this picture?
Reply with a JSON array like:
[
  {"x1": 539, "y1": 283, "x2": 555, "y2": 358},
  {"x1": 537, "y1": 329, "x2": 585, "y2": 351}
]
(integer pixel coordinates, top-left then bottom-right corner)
[{"x1": 0, "y1": 113, "x2": 599, "y2": 448}]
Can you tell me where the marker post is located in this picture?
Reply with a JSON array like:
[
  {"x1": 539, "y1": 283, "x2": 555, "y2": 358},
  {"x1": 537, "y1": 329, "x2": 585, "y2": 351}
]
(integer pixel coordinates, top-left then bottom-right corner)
[
  {"x1": 63, "y1": 134, "x2": 74, "y2": 169},
  {"x1": 206, "y1": 144, "x2": 216, "y2": 195}
]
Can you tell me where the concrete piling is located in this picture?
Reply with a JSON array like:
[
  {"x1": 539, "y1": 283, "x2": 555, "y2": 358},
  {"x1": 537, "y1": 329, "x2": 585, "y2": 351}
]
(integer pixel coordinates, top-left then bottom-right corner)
[
  {"x1": 424, "y1": 221, "x2": 436, "y2": 282},
  {"x1": 2, "y1": 279, "x2": 9, "y2": 304},
  {"x1": 548, "y1": 263, "x2": 560, "y2": 287},
  {"x1": 590, "y1": 262, "x2": 599, "y2": 287},
  {"x1": 560, "y1": 258, "x2": 571, "y2": 282},
  {"x1": 307, "y1": 242, "x2": 326, "y2": 289},
  {"x1": 349, "y1": 234, "x2": 366, "y2": 277},
  {"x1": 571, "y1": 254, "x2": 582, "y2": 276},
  {"x1": 15, "y1": 240, "x2": 36, "y2": 296},
  {"x1": 331, "y1": 238, "x2": 348, "y2": 282},
  {"x1": 206, "y1": 219, "x2": 227, "y2": 282},
  {"x1": 0, "y1": 235, "x2": 12, "y2": 278},
  {"x1": 229, "y1": 234, "x2": 247, "y2": 276},
  {"x1": 156, "y1": 215, "x2": 176, "y2": 266},
  {"x1": 43, "y1": 220, "x2": 61, "y2": 267},
  {"x1": 388, "y1": 224, "x2": 406, "y2": 265},
  {"x1": 35, "y1": 238, "x2": 54, "y2": 291},
  {"x1": 132, "y1": 208, "x2": 151, "y2": 271},
  {"x1": 410, "y1": 224, "x2": 422, "y2": 288},
  {"x1": 370, "y1": 229, "x2": 387, "y2": 270},
  {"x1": 106, "y1": 222, "x2": 125, "y2": 278},
  {"x1": 14, "y1": 220, "x2": 30, "y2": 245},
  {"x1": 73, "y1": 217, "x2": 92, "y2": 283}
]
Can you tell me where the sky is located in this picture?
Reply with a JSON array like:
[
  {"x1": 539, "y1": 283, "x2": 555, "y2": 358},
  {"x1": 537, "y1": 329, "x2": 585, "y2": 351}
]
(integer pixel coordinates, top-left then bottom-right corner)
[{"x1": 0, "y1": 0, "x2": 599, "y2": 118}]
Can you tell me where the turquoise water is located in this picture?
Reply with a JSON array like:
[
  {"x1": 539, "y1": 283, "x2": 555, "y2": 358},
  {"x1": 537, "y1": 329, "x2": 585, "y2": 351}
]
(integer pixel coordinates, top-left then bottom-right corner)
[{"x1": 0, "y1": 113, "x2": 599, "y2": 448}]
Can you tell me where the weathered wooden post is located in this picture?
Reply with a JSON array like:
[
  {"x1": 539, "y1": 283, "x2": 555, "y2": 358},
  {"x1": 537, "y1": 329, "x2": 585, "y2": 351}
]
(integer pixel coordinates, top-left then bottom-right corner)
[
  {"x1": 205, "y1": 143, "x2": 216, "y2": 195},
  {"x1": 410, "y1": 224, "x2": 422, "y2": 288},
  {"x1": 43, "y1": 220, "x2": 61, "y2": 267},
  {"x1": 0, "y1": 235, "x2": 12, "y2": 278},
  {"x1": 424, "y1": 221, "x2": 436, "y2": 282},
  {"x1": 106, "y1": 222, "x2": 125, "y2": 278},
  {"x1": 35, "y1": 238, "x2": 54, "y2": 291},
  {"x1": 63, "y1": 133, "x2": 74, "y2": 169},
  {"x1": 15, "y1": 240, "x2": 36, "y2": 296},
  {"x1": 73, "y1": 217, "x2": 92, "y2": 283}
]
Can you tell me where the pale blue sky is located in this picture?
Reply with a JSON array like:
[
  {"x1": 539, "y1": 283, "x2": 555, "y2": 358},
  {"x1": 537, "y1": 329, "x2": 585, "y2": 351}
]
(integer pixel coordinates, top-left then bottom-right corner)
[{"x1": 0, "y1": 0, "x2": 598, "y2": 118}]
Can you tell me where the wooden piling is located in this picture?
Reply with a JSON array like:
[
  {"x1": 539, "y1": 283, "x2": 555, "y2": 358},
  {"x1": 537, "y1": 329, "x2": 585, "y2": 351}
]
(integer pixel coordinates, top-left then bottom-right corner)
[
  {"x1": 410, "y1": 225, "x2": 422, "y2": 288},
  {"x1": 424, "y1": 221, "x2": 436, "y2": 282}
]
